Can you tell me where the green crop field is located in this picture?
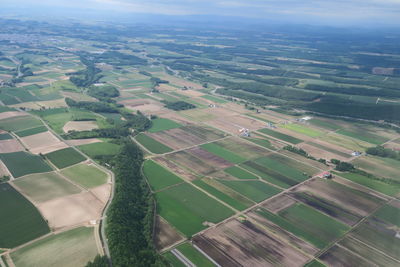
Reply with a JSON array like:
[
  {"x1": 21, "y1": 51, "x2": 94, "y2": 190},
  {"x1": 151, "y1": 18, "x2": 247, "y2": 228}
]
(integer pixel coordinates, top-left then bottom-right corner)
[
  {"x1": 305, "y1": 260, "x2": 326, "y2": 267},
  {"x1": 135, "y1": 133, "x2": 173, "y2": 154},
  {"x1": 218, "y1": 179, "x2": 281, "y2": 202},
  {"x1": 337, "y1": 128, "x2": 389, "y2": 145},
  {"x1": 0, "y1": 116, "x2": 43, "y2": 132},
  {"x1": 339, "y1": 237, "x2": 400, "y2": 267},
  {"x1": 11, "y1": 227, "x2": 98, "y2": 267},
  {"x1": 45, "y1": 148, "x2": 86, "y2": 169},
  {"x1": 373, "y1": 204, "x2": 400, "y2": 227},
  {"x1": 201, "y1": 143, "x2": 246, "y2": 164},
  {"x1": 0, "y1": 151, "x2": 52, "y2": 178},
  {"x1": 148, "y1": 118, "x2": 182, "y2": 133},
  {"x1": 255, "y1": 157, "x2": 310, "y2": 182},
  {"x1": 13, "y1": 172, "x2": 81, "y2": 203},
  {"x1": 193, "y1": 179, "x2": 250, "y2": 210},
  {"x1": 351, "y1": 219, "x2": 400, "y2": 260},
  {"x1": 176, "y1": 242, "x2": 215, "y2": 267},
  {"x1": 0, "y1": 183, "x2": 50, "y2": 248},
  {"x1": 163, "y1": 252, "x2": 185, "y2": 267},
  {"x1": 155, "y1": 182, "x2": 234, "y2": 236},
  {"x1": 78, "y1": 142, "x2": 122, "y2": 158},
  {"x1": 143, "y1": 160, "x2": 183, "y2": 191},
  {"x1": 258, "y1": 128, "x2": 303, "y2": 144},
  {"x1": 201, "y1": 95, "x2": 228, "y2": 103},
  {"x1": 282, "y1": 123, "x2": 324, "y2": 137},
  {"x1": 310, "y1": 119, "x2": 342, "y2": 131},
  {"x1": 241, "y1": 161, "x2": 300, "y2": 188},
  {"x1": 61, "y1": 163, "x2": 108, "y2": 188},
  {"x1": 243, "y1": 136, "x2": 277, "y2": 150},
  {"x1": 0, "y1": 133, "x2": 12, "y2": 140},
  {"x1": 257, "y1": 203, "x2": 349, "y2": 249},
  {"x1": 335, "y1": 171, "x2": 400, "y2": 197},
  {"x1": 224, "y1": 166, "x2": 259, "y2": 180},
  {"x1": 14, "y1": 126, "x2": 48, "y2": 137}
]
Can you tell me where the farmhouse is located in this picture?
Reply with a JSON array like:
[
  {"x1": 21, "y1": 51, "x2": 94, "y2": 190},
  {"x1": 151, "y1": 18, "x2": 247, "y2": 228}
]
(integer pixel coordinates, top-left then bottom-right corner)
[{"x1": 317, "y1": 171, "x2": 332, "y2": 179}]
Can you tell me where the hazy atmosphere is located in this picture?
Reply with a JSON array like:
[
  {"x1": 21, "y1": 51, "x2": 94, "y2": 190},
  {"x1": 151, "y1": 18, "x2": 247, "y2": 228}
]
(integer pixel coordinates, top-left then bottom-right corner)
[{"x1": 2, "y1": 0, "x2": 400, "y2": 27}]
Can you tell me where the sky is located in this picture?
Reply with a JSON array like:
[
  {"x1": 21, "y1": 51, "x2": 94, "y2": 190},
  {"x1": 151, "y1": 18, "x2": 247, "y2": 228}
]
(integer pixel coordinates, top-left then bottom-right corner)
[{"x1": 2, "y1": 0, "x2": 400, "y2": 27}]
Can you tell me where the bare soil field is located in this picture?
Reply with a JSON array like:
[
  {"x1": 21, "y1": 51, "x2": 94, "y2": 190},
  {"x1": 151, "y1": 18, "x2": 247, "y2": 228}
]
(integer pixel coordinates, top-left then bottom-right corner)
[
  {"x1": 154, "y1": 216, "x2": 184, "y2": 251},
  {"x1": 179, "y1": 109, "x2": 217, "y2": 122},
  {"x1": 298, "y1": 142, "x2": 350, "y2": 161},
  {"x1": 89, "y1": 183, "x2": 111, "y2": 204},
  {"x1": 193, "y1": 219, "x2": 311, "y2": 266},
  {"x1": 62, "y1": 91, "x2": 97, "y2": 102},
  {"x1": 383, "y1": 141, "x2": 400, "y2": 151},
  {"x1": 148, "y1": 127, "x2": 209, "y2": 150},
  {"x1": 158, "y1": 74, "x2": 203, "y2": 89},
  {"x1": 118, "y1": 98, "x2": 165, "y2": 113},
  {"x1": 0, "y1": 111, "x2": 26, "y2": 120},
  {"x1": 37, "y1": 192, "x2": 104, "y2": 230},
  {"x1": 291, "y1": 178, "x2": 383, "y2": 217},
  {"x1": 279, "y1": 150, "x2": 328, "y2": 170},
  {"x1": 206, "y1": 115, "x2": 266, "y2": 135},
  {"x1": 11, "y1": 99, "x2": 67, "y2": 110},
  {"x1": 0, "y1": 139, "x2": 24, "y2": 153},
  {"x1": 166, "y1": 151, "x2": 217, "y2": 175},
  {"x1": 246, "y1": 210, "x2": 319, "y2": 256},
  {"x1": 161, "y1": 111, "x2": 193, "y2": 124},
  {"x1": 332, "y1": 176, "x2": 390, "y2": 201},
  {"x1": 186, "y1": 147, "x2": 233, "y2": 170},
  {"x1": 157, "y1": 84, "x2": 179, "y2": 91},
  {"x1": 319, "y1": 245, "x2": 372, "y2": 267},
  {"x1": 63, "y1": 121, "x2": 98, "y2": 133},
  {"x1": 215, "y1": 137, "x2": 268, "y2": 159},
  {"x1": 20, "y1": 131, "x2": 68, "y2": 154},
  {"x1": 65, "y1": 138, "x2": 102, "y2": 146},
  {"x1": 153, "y1": 157, "x2": 198, "y2": 181},
  {"x1": 177, "y1": 90, "x2": 204, "y2": 97},
  {"x1": 262, "y1": 194, "x2": 297, "y2": 213}
]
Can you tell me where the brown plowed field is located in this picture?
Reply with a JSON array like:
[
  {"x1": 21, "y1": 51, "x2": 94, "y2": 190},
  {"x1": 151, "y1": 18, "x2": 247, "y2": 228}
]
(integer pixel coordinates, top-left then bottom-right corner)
[
  {"x1": 194, "y1": 219, "x2": 311, "y2": 266},
  {"x1": 166, "y1": 151, "x2": 217, "y2": 175},
  {"x1": 0, "y1": 111, "x2": 26, "y2": 120},
  {"x1": 38, "y1": 192, "x2": 104, "y2": 230},
  {"x1": 291, "y1": 178, "x2": 384, "y2": 217},
  {"x1": 153, "y1": 157, "x2": 198, "y2": 181},
  {"x1": 186, "y1": 147, "x2": 233, "y2": 169},
  {"x1": 247, "y1": 210, "x2": 319, "y2": 256},
  {"x1": 154, "y1": 216, "x2": 184, "y2": 251},
  {"x1": 21, "y1": 131, "x2": 69, "y2": 154},
  {"x1": 0, "y1": 139, "x2": 24, "y2": 153}
]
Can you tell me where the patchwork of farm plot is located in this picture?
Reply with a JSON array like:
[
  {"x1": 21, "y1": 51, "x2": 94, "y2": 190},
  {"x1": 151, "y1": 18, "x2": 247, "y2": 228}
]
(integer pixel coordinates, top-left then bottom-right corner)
[
  {"x1": 0, "y1": 109, "x2": 111, "y2": 266},
  {"x1": 1, "y1": 40, "x2": 399, "y2": 267},
  {"x1": 131, "y1": 91, "x2": 399, "y2": 266}
]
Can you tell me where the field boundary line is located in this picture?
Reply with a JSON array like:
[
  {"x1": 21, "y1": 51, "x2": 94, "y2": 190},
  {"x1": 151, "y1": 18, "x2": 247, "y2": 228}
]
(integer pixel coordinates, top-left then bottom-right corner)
[
  {"x1": 346, "y1": 235, "x2": 400, "y2": 263},
  {"x1": 335, "y1": 243, "x2": 379, "y2": 267}
]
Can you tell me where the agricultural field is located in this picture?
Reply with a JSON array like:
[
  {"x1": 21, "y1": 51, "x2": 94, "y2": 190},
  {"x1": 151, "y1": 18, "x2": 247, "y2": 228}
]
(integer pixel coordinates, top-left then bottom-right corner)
[
  {"x1": 11, "y1": 227, "x2": 98, "y2": 267},
  {"x1": 12, "y1": 172, "x2": 81, "y2": 203},
  {"x1": 45, "y1": 147, "x2": 86, "y2": 169},
  {"x1": 0, "y1": 183, "x2": 50, "y2": 248},
  {"x1": 258, "y1": 128, "x2": 303, "y2": 144},
  {"x1": 0, "y1": 151, "x2": 53, "y2": 178},
  {"x1": 143, "y1": 160, "x2": 183, "y2": 191},
  {"x1": 148, "y1": 118, "x2": 182, "y2": 133},
  {"x1": 1, "y1": 18, "x2": 400, "y2": 267},
  {"x1": 155, "y1": 182, "x2": 234, "y2": 236},
  {"x1": 135, "y1": 133, "x2": 173, "y2": 154},
  {"x1": 60, "y1": 163, "x2": 108, "y2": 188}
]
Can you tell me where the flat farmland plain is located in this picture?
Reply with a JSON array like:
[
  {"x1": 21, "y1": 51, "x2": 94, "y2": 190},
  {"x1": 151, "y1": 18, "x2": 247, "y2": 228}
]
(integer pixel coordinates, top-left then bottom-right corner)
[
  {"x1": 0, "y1": 151, "x2": 52, "y2": 178},
  {"x1": 12, "y1": 172, "x2": 81, "y2": 203},
  {"x1": 11, "y1": 227, "x2": 98, "y2": 267},
  {"x1": 0, "y1": 183, "x2": 50, "y2": 248},
  {"x1": 155, "y1": 182, "x2": 234, "y2": 236},
  {"x1": 193, "y1": 219, "x2": 312, "y2": 266}
]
